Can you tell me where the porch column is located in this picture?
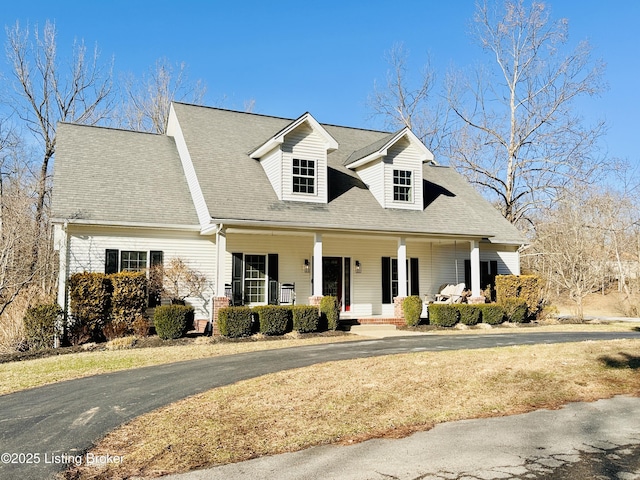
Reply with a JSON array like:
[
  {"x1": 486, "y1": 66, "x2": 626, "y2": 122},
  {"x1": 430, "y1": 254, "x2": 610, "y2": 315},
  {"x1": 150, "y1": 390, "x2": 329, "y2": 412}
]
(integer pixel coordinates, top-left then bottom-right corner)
[
  {"x1": 212, "y1": 226, "x2": 230, "y2": 336},
  {"x1": 470, "y1": 240, "x2": 481, "y2": 298},
  {"x1": 215, "y1": 227, "x2": 227, "y2": 297},
  {"x1": 312, "y1": 233, "x2": 323, "y2": 297},
  {"x1": 397, "y1": 237, "x2": 408, "y2": 298}
]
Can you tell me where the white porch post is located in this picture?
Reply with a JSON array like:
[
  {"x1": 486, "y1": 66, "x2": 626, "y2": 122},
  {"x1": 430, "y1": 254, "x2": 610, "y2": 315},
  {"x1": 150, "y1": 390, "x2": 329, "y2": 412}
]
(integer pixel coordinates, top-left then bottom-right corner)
[
  {"x1": 215, "y1": 227, "x2": 227, "y2": 297},
  {"x1": 470, "y1": 240, "x2": 481, "y2": 298},
  {"x1": 398, "y1": 237, "x2": 408, "y2": 298},
  {"x1": 313, "y1": 233, "x2": 323, "y2": 297}
]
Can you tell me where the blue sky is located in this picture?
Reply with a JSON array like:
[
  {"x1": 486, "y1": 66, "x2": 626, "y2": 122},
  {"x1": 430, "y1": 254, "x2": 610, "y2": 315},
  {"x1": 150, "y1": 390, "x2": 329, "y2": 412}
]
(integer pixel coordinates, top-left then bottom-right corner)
[{"x1": 2, "y1": 0, "x2": 638, "y2": 165}]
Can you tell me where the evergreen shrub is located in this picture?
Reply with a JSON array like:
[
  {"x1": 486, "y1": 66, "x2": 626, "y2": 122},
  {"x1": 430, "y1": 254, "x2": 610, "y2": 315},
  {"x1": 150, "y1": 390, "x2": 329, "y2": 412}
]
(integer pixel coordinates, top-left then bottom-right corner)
[
  {"x1": 457, "y1": 304, "x2": 481, "y2": 325},
  {"x1": 428, "y1": 304, "x2": 459, "y2": 327},
  {"x1": 154, "y1": 304, "x2": 194, "y2": 340},
  {"x1": 403, "y1": 296, "x2": 423, "y2": 326},
  {"x1": 218, "y1": 306, "x2": 253, "y2": 337},
  {"x1": 254, "y1": 306, "x2": 291, "y2": 335},
  {"x1": 478, "y1": 304, "x2": 505, "y2": 325},
  {"x1": 23, "y1": 303, "x2": 63, "y2": 350},
  {"x1": 320, "y1": 296, "x2": 340, "y2": 331},
  {"x1": 292, "y1": 305, "x2": 320, "y2": 333}
]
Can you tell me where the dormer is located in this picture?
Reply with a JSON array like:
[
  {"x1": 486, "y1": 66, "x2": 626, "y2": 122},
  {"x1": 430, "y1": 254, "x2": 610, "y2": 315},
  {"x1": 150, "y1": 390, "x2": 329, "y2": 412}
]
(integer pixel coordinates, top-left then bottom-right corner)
[
  {"x1": 344, "y1": 127, "x2": 434, "y2": 210},
  {"x1": 250, "y1": 113, "x2": 338, "y2": 204}
]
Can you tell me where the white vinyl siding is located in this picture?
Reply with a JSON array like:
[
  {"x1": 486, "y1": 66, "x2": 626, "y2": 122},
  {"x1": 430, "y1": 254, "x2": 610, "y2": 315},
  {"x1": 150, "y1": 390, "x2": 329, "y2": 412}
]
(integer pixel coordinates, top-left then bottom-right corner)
[
  {"x1": 66, "y1": 226, "x2": 216, "y2": 319},
  {"x1": 282, "y1": 124, "x2": 327, "y2": 203},
  {"x1": 383, "y1": 138, "x2": 424, "y2": 210},
  {"x1": 259, "y1": 147, "x2": 283, "y2": 199},
  {"x1": 355, "y1": 161, "x2": 385, "y2": 208}
]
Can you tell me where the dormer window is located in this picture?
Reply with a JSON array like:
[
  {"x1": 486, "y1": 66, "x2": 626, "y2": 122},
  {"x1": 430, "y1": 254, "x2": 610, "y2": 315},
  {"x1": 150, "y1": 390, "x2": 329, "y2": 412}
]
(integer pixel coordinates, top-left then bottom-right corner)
[
  {"x1": 393, "y1": 169, "x2": 412, "y2": 202},
  {"x1": 293, "y1": 158, "x2": 316, "y2": 194}
]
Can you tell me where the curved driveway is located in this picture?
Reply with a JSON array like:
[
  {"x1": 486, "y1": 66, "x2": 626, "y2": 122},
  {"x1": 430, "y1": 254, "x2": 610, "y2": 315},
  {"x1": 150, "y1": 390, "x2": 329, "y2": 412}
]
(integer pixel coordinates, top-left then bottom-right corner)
[{"x1": 1, "y1": 331, "x2": 639, "y2": 479}]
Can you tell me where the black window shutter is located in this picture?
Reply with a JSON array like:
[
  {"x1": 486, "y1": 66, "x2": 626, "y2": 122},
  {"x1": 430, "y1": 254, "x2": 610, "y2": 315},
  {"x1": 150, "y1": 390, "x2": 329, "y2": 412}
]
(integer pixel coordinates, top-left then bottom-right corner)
[
  {"x1": 410, "y1": 258, "x2": 419, "y2": 296},
  {"x1": 464, "y1": 259, "x2": 471, "y2": 290},
  {"x1": 231, "y1": 252, "x2": 243, "y2": 305},
  {"x1": 382, "y1": 257, "x2": 391, "y2": 304},
  {"x1": 105, "y1": 249, "x2": 118, "y2": 274},
  {"x1": 149, "y1": 251, "x2": 164, "y2": 307},
  {"x1": 268, "y1": 254, "x2": 279, "y2": 305}
]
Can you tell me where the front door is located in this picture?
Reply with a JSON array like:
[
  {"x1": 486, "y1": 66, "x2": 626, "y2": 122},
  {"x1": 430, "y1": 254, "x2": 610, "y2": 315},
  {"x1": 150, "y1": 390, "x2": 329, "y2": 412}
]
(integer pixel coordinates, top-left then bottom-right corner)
[{"x1": 322, "y1": 257, "x2": 343, "y2": 306}]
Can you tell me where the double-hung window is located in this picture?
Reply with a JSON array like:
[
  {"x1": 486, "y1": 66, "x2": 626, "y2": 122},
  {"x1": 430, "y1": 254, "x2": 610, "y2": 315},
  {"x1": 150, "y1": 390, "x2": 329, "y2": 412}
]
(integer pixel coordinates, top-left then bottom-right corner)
[
  {"x1": 393, "y1": 169, "x2": 412, "y2": 202},
  {"x1": 293, "y1": 158, "x2": 315, "y2": 194},
  {"x1": 120, "y1": 251, "x2": 148, "y2": 272},
  {"x1": 244, "y1": 254, "x2": 267, "y2": 304}
]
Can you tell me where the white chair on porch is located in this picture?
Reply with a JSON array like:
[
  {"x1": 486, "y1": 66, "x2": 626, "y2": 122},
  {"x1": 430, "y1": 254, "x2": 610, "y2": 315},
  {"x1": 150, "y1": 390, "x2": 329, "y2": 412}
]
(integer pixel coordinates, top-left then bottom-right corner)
[{"x1": 280, "y1": 283, "x2": 295, "y2": 305}]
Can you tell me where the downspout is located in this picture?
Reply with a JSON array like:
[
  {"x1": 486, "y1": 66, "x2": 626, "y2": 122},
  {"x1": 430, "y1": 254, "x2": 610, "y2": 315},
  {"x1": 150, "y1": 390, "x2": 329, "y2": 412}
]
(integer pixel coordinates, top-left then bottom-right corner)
[{"x1": 212, "y1": 223, "x2": 224, "y2": 335}]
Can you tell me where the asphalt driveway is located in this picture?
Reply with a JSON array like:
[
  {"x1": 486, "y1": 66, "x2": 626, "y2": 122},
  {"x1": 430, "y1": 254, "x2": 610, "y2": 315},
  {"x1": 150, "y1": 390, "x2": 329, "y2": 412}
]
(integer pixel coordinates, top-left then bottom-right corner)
[{"x1": 1, "y1": 331, "x2": 639, "y2": 479}]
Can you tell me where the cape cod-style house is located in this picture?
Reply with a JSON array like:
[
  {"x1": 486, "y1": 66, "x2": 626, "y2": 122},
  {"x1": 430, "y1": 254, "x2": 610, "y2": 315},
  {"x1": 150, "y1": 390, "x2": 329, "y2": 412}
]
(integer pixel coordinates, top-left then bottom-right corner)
[{"x1": 52, "y1": 102, "x2": 525, "y2": 330}]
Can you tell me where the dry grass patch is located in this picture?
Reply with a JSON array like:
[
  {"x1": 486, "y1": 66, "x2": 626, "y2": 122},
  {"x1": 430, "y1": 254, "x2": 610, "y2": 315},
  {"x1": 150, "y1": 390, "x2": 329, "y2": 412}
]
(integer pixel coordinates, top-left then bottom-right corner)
[
  {"x1": 69, "y1": 339, "x2": 640, "y2": 479},
  {"x1": 0, "y1": 335, "x2": 357, "y2": 395}
]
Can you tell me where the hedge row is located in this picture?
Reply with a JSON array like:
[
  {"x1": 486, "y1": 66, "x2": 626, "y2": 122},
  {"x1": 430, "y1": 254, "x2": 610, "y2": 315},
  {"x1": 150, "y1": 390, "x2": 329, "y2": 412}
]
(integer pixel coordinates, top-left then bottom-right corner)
[
  {"x1": 67, "y1": 271, "x2": 151, "y2": 342},
  {"x1": 428, "y1": 301, "x2": 528, "y2": 327},
  {"x1": 495, "y1": 274, "x2": 542, "y2": 317},
  {"x1": 218, "y1": 298, "x2": 340, "y2": 338}
]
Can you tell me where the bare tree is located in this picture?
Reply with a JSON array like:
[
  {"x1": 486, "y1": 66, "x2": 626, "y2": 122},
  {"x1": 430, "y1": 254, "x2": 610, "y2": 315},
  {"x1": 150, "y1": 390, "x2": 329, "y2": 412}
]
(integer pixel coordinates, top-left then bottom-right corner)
[
  {"x1": 530, "y1": 188, "x2": 612, "y2": 318},
  {"x1": 368, "y1": 43, "x2": 447, "y2": 154},
  {"x1": 5, "y1": 20, "x2": 113, "y2": 271},
  {"x1": 120, "y1": 57, "x2": 206, "y2": 134},
  {"x1": 445, "y1": 0, "x2": 607, "y2": 225}
]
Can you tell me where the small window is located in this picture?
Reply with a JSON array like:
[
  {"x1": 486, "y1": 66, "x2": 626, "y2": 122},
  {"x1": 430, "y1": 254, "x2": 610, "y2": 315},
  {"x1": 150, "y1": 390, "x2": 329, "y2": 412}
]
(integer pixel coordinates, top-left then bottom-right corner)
[
  {"x1": 121, "y1": 251, "x2": 148, "y2": 272},
  {"x1": 293, "y1": 158, "x2": 315, "y2": 194},
  {"x1": 393, "y1": 169, "x2": 412, "y2": 202}
]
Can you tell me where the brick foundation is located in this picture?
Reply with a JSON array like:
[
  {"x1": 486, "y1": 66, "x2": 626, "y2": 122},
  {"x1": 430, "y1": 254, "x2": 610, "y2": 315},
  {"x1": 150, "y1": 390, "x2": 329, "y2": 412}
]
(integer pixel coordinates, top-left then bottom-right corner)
[
  {"x1": 356, "y1": 317, "x2": 406, "y2": 327},
  {"x1": 468, "y1": 296, "x2": 487, "y2": 305},
  {"x1": 393, "y1": 296, "x2": 407, "y2": 319},
  {"x1": 211, "y1": 296, "x2": 230, "y2": 336},
  {"x1": 308, "y1": 296, "x2": 323, "y2": 309}
]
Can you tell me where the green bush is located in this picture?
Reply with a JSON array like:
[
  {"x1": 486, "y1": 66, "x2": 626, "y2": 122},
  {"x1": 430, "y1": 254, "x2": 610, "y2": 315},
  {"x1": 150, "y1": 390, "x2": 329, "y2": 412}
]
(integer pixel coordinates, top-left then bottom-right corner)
[
  {"x1": 254, "y1": 306, "x2": 291, "y2": 335},
  {"x1": 403, "y1": 296, "x2": 423, "y2": 326},
  {"x1": 502, "y1": 298, "x2": 529, "y2": 323},
  {"x1": 495, "y1": 275, "x2": 542, "y2": 317},
  {"x1": 218, "y1": 307, "x2": 253, "y2": 337},
  {"x1": 110, "y1": 271, "x2": 148, "y2": 330},
  {"x1": 154, "y1": 305, "x2": 194, "y2": 340},
  {"x1": 292, "y1": 305, "x2": 320, "y2": 333},
  {"x1": 319, "y1": 296, "x2": 340, "y2": 331},
  {"x1": 428, "y1": 304, "x2": 459, "y2": 327},
  {"x1": 457, "y1": 304, "x2": 481, "y2": 325},
  {"x1": 478, "y1": 304, "x2": 505, "y2": 325},
  {"x1": 68, "y1": 272, "x2": 112, "y2": 341},
  {"x1": 23, "y1": 303, "x2": 63, "y2": 350}
]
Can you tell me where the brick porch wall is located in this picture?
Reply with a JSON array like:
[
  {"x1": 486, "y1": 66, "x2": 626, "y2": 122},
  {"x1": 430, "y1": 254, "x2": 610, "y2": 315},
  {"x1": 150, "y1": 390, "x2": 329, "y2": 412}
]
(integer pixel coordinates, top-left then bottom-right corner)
[
  {"x1": 211, "y1": 296, "x2": 230, "y2": 337},
  {"x1": 356, "y1": 317, "x2": 406, "y2": 327}
]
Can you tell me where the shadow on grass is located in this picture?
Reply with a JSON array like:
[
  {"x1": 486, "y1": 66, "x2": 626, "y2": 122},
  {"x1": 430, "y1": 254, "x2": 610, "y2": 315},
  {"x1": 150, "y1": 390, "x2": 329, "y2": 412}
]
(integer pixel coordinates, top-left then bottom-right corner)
[{"x1": 599, "y1": 352, "x2": 640, "y2": 369}]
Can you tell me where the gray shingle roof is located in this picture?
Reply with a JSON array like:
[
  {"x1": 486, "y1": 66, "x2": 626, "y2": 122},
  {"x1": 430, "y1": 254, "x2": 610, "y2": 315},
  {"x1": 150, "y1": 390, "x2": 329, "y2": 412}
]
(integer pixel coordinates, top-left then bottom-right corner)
[
  {"x1": 52, "y1": 123, "x2": 199, "y2": 226},
  {"x1": 52, "y1": 103, "x2": 525, "y2": 245},
  {"x1": 172, "y1": 103, "x2": 524, "y2": 244}
]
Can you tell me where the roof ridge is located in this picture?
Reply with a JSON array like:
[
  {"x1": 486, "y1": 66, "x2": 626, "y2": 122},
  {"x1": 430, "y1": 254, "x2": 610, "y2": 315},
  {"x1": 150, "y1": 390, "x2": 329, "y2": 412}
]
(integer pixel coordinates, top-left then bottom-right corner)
[
  {"x1": 172, "y1": 101, "x2": 392, "y2": 135},
  {"x1": 58, "y1": 122, "x2": 163, "y2": 137}
]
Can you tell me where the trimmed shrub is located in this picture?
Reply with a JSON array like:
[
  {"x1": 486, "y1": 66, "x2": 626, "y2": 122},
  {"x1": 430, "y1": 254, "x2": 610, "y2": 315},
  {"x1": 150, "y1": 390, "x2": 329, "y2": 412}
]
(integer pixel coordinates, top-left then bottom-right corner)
[
  {"x1": 154, "y1": 304, "x2": 194, "y2": 340},
  {"x1": 292, "y1": 305, "x2": 320, "y2": 333},
  {"x1": 102, "y1": 321, "x2": 129, "y2": 340},
  {"x1": 110, "y1": 271, "x2": 148, "y2": 330},
  {"x1": 457, "y1": 304, "x2": 481, "y2": 325},
  {"x1": 403, "y1": 296, "x2": 423, "y2": 326},
  {"x1": 218, "y1": 306, "x2": 253, "y2": 338},
  {"x1": 495, "y1": 275, "x2": 542, "y2": 317},
  {"x1": 428, "y1": 304, "x2": 459, "y2": 327},
  {"x1": 254, "y1": 306, "x2": 291, "y2": 335},
  {"x1": 502, "y1": 298, "x2": 529, "y2": 323},
  {"x1": 68, "y1": 272, "x2": 112, "y2": 341},
  {"x1": 320, "y1": 296, "x2": 340, "y2": 331},
  {"x1": 23, "y1": 303, "x2": 63, "y2": 350},
  {"x1": 478, "y1": 304, "x2": 505, "y2": 325}
]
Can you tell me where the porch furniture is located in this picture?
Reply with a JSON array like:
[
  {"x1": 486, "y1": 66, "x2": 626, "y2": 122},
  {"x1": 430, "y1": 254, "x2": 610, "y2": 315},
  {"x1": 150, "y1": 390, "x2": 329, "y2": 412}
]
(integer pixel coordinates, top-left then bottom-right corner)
[
  {"x1": 434, "y1": 283, "x2": 466, "y2": 304},
  {"x1": 280, "y1": 283, "x2": 296, "y2": 305}
]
